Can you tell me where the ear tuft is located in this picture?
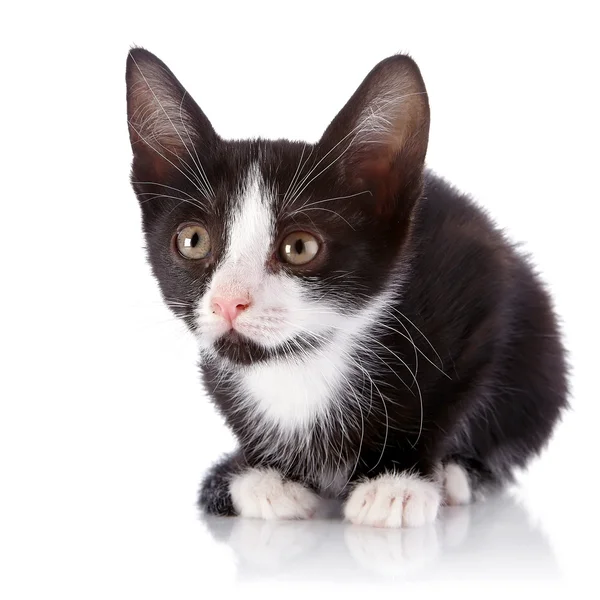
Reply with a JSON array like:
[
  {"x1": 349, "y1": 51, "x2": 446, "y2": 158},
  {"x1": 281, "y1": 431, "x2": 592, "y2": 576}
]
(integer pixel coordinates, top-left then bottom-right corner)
[
  {"x1": 319, "y1": 55, "x2": 430, "y2": 214},
  {"x1": 126, "y1": 48, "x2": 216, "y2": 179}
]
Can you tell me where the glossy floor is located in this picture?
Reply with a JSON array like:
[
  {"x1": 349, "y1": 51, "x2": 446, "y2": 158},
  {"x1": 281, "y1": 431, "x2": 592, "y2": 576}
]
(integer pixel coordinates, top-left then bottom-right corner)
[{"x1": 201, "y1": 493, "x2": 558, "y2": 584}]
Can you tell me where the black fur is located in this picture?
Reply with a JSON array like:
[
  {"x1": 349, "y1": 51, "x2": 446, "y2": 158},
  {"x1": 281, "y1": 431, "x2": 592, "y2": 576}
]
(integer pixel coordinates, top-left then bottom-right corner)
[{"x1": 126, "y1": 48, "x2": 568, "y2": 516}]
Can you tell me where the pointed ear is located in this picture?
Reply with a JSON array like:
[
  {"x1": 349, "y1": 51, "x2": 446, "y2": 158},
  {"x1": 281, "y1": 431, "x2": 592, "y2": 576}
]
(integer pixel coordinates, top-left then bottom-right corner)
[
  {"x1": 318, "y1": 55, "x2": 429, "y2": 215},
  {"x1": 126, "y1": 48, "x2": 217, "y2": 181}
]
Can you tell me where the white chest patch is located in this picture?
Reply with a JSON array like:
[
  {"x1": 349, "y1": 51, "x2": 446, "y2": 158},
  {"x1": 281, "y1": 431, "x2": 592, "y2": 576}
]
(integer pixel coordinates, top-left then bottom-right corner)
[{"x1": 237, "y1": 339, "x2": 349, "y2": 430}]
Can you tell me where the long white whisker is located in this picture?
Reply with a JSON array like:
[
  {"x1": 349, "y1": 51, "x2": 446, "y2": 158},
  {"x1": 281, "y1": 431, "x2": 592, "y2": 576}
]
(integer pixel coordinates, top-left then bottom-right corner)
[
  {"x1": 295, "y1": 190, "x2": 372, "y2": 211},
  {"x1": 131, "y1": 181, "x2": 199, "y2": 202},
  {"x1": 178, "y1": 90, "x2": 215, "y2": 204},
  {"x1": 136, "y1": 192, "x2": 205, "y2": 211},
  {"x1": 282, "y1": 146, "x2": 316, "y2": 212},
  {"x1": 293, "y1": 207, "x2": 356, "y2": 229},
  {"x1": 282, "y1": 144, "x2": 307, "y2": 207},
  {"x1": 389, "y1": 306, "x2": 448, "y2": 375}
]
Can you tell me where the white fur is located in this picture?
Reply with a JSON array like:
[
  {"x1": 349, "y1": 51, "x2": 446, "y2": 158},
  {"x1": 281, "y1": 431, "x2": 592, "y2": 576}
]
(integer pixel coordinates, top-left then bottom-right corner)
[
  {"x1": 223, "y1": 163, "x2": 275, "y2": 269},
  {"x1": 238, "y1": 345, "x2": 347, "y2": 428},
  {"x1": 443, "y1": 463, "x2": 471, "y2": 506},
  {"x1": 229, "y1": 468, "x2": 320, "y2": 520},
  {"x1": 237, "y1": 289, "x2": 394, "y2": 431},
  {"x1": 344, "y1": 473, "x2": 441, "y2": 528},
  {"x1": 196, "y1": 164, "x2": 405, "y2": 436}
]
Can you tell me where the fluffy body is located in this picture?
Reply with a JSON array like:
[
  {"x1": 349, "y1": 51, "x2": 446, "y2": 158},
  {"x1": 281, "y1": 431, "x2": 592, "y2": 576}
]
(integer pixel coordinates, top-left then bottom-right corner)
[{"x1": 126, "y1": 49, "x2": 568, "y2": 527}]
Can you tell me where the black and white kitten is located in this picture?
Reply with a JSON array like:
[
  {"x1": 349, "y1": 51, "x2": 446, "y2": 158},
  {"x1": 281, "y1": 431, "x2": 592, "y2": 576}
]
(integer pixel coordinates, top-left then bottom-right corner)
[{"x1": 126, "y1": 48, "x2": 568, "y2": 528}]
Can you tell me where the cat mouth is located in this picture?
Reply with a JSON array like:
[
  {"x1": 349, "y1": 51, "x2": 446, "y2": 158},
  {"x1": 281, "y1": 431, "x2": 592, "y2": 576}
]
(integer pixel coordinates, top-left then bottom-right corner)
[
  {"x1": 213, "y1": 331, "x2": 270, "y2": 365},
  {"x1": 212, "y1": 329, "x2": 327, "y2": 365}
]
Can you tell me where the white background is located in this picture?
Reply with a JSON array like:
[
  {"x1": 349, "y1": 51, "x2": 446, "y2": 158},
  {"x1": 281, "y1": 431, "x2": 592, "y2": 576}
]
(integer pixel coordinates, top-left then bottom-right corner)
[{"x1": 1, "y1": 1, "x2": 599, "y2": 598}]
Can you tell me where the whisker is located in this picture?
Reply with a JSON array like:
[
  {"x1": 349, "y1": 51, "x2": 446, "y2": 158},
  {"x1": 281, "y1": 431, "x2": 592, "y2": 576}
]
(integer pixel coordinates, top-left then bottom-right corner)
[
  {"x1": 388, "y1": 306, "x2": 448, "y2": 375},
  {"x1": 178, "y1": 90, "x2": 215, "y2": 204},
  {"x1": 296, "y1": 190, "x2": 372, "y2": 211},
  {"x1": 282, "y1": 145, "x2": 316, "y2": 213},
  {"x1": 281, "y1": 143, "x2": 307, "y2": 208},
  {"x1": 132, "y1": 181, "x2": 200, "y2": 202},
  {"x1": 292, "y1": 207, "x2": 356, "y2": 229},
  {"x1": 136, "y1": 192, "x2": 205, "y2": 211}
]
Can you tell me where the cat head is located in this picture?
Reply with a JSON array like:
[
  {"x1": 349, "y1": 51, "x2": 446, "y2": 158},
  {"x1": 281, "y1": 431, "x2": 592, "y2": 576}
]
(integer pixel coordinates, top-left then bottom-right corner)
[{"x1": 126, "y1": 48, "x2": 429, "y2": 366}]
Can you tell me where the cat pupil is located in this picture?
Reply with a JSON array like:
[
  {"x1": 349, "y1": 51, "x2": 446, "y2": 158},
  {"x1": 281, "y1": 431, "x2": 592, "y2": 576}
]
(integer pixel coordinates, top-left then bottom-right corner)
[
  {"x1": 294, "y1": 239, "x2": 304, "y2": 254},
  {"x1": 191, "y1": 232, "x2": 199, "y2": 247}
]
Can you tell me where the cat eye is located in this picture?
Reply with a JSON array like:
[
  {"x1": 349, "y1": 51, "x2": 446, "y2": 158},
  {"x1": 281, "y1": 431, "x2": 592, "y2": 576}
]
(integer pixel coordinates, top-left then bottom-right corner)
[
  {"x1": 280, "y1": 232, "x2": 320, "y2": 266},
  {"x1": 176, "y1": 224, "x2": 211, "y2": 259}
]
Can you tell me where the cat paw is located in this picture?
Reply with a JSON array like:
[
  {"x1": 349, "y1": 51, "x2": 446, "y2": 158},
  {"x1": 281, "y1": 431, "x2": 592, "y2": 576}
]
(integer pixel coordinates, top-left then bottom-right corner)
[
  {"x1": 442, "y1": 463, "x2": 471, "y2": 506},
  {"x1": 344, "y1": 473, "x2": 441, "y2": 528},
  {"x1": 230, "y1": 468, "x2": 320, "y2": 520}
]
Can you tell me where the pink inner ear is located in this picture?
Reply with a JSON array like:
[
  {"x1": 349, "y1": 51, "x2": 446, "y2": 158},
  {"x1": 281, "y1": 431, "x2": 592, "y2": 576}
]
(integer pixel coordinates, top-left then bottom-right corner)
[
  {"x1": 353, "y1": 152, "x2": 400, "y2": 215},
  {"x1": 130, "y1": 134, "x2": 175, "y2": 180},
  {"x1": 147, "y1": 149, "x2": 173, "y2": 180}
]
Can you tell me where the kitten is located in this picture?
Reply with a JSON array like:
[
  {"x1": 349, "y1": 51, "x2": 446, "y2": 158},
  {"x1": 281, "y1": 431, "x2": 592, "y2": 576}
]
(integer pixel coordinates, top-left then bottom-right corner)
[{"x1": 125, "y1": 48, "x2": 568, "y2": 528}]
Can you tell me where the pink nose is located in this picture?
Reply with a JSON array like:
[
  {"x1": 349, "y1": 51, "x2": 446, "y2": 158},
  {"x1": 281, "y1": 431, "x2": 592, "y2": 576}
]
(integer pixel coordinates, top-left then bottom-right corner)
[{"x1": 211, "y1": 296, "x2": 251, "y2": 325}]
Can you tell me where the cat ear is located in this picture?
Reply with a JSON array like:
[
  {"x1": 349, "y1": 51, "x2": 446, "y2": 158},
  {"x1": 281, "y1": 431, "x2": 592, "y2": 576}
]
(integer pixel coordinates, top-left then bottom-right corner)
[
  {"x1": 318, "y1": 55, "x2": 430, "y2": 215},
  {"x1": 126, "y1": 48, "x2": 217, "y2": 180}
]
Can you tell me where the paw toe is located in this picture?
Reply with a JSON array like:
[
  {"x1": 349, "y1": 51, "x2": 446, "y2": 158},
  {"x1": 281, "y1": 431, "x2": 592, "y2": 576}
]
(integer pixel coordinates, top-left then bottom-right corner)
[
  {"x1": 344, "y1": 474, "x2": 440, "y2": 528},
  {"x1": 230, "y1": 469, "x2": 320, "y2": 521}
]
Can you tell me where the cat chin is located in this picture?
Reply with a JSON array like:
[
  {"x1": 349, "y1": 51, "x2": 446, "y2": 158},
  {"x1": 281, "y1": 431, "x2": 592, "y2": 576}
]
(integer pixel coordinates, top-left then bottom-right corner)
[
  {"x1": 212, "y1": 331, "x2": 271, "y2": 365},
  {"x1": 211, "y1": 330, "x2": 328, "y2": 366}
]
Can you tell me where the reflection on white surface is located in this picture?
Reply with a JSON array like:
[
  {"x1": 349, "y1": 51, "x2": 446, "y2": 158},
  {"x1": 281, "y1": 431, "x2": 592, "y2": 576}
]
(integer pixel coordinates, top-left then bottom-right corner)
[{"x1": 201, "y1": 493, "x2": 559, "y2": 583}]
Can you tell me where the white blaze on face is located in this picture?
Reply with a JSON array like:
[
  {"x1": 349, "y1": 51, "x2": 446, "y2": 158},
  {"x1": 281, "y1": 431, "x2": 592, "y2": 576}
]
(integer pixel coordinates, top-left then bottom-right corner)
[
  {"x1": 197, "y1": 163, "x2": 309, "y2": 348},
  {"x1": 196, "y1": 164, "x2": 275, "y2": 344},
  {"x1": 222, "y1": 163, "x2": 274, "y2": 278}
]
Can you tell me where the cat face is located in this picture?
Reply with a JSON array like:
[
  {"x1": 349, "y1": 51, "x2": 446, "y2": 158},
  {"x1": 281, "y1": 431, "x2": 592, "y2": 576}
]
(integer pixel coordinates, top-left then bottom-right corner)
[{"x1": 126, "y1": 49, "x2": 429, "y2": 365}]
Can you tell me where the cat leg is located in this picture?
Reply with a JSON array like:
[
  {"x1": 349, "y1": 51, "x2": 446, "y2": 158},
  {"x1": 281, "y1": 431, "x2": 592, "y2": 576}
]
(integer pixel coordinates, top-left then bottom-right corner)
[
  {"x1": 442, "y1": 462, "x2": 472, "y2": 506},
  {"x1": 198, "y1": 451, "x2": 244, "y2": 516},
  {"x1": 199, "y1": 453, "x2": 320, "y2": 520},
  {"x1": 440, "y1": 455, "x2": 509, "y2": 504},
  {"x1": 343, "y1": 472, "x2": 441, "y2": 528}
]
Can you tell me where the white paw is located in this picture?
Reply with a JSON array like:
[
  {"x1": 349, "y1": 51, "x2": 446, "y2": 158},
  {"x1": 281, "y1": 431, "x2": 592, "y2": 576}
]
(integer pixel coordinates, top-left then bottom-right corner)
[
  {"x1": 443, "y1": 463, "x2": 471, "y2": 506},
  {"x1": 229, "y1": 468, "x2": 320, "y2": 520},
  {"x1": 344, "y1": 473, "x2": 441, "y2": 528}
]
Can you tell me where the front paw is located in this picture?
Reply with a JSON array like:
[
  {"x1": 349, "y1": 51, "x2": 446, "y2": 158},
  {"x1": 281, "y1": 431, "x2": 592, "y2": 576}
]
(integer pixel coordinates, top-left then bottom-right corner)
[
  {"x1": 230, "y1": 468, "x2": 320, "y2": 520},
  {"x1": 344, "y1": 473, "x2": 441, "y2": 528}
]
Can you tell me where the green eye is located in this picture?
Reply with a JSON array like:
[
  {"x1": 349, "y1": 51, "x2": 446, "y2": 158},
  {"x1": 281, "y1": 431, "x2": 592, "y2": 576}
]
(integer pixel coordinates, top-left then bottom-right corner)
[
  {"x1": 280, "y1": 232, "x2": 320, "y2": 266},
  {"x1": 176, "y1": 224, "x2": 211, "y2": 259}
]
